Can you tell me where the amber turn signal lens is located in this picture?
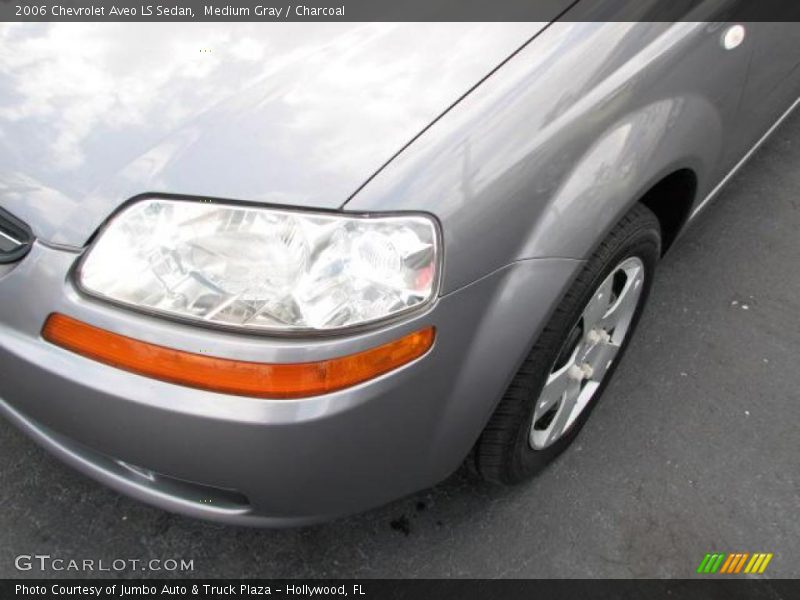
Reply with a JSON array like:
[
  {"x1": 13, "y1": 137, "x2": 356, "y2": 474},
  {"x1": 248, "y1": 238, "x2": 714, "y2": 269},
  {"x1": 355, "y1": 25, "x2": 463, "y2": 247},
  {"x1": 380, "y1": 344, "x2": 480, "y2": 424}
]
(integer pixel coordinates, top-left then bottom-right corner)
[{"x1": 42, "y1": 313, "x2": 434, "y2": 399}]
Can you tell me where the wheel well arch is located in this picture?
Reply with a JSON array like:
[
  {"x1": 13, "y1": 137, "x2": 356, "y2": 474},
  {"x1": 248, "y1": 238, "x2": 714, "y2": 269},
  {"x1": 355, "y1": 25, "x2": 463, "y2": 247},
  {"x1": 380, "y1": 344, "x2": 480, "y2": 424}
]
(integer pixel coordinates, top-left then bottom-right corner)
[{"x1": 637, "y1": 168, "x2": 698, "y2": 255}]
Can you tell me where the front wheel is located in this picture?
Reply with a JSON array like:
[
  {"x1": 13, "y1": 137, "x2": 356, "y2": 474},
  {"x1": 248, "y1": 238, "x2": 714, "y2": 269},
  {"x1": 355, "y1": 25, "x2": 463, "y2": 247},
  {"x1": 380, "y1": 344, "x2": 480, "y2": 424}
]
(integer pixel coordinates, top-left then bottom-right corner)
[{"x1": 471, "y1": 203, "x2": 661, "y2": 484}]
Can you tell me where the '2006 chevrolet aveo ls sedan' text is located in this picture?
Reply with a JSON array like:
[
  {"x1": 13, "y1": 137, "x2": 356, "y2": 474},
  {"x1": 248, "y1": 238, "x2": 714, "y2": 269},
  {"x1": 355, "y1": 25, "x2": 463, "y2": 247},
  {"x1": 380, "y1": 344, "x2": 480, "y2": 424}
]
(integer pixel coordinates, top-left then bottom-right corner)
[{"x1": 1, "y1": 15, "x2": 799, "y2": 525}]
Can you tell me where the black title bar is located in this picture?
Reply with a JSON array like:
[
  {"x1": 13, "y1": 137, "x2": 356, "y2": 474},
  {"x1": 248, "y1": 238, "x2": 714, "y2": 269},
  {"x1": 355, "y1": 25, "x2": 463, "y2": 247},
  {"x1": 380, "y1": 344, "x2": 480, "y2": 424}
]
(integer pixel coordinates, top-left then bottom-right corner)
[
  {"x1": 2, "y1": 0, "x2": 800, "y2": 22},
  {"x1": 4, "y1": 579, "x2": 800, "y2": 600}
]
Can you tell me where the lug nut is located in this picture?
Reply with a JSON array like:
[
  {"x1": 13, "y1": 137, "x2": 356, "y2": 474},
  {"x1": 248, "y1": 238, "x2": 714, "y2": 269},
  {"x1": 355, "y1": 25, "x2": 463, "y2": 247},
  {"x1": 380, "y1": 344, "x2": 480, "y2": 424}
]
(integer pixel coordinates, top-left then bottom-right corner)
[
  {"x1": 587, "y1": 328, "x2": 611, "y2": 345},
  {"x1": 568, "y1": 363, "x2": 594, "y2": 381},
  {"x1": 568, "y1": 364, "x2": 585, "y2": 381}
]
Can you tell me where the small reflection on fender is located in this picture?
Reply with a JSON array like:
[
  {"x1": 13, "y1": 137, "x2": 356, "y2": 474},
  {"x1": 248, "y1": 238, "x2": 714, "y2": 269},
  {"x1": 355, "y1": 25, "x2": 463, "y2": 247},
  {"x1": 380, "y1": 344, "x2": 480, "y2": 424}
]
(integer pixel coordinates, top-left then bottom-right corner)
[{"x1": 722, "y1": 25, "x2": 746, "y2": 50}]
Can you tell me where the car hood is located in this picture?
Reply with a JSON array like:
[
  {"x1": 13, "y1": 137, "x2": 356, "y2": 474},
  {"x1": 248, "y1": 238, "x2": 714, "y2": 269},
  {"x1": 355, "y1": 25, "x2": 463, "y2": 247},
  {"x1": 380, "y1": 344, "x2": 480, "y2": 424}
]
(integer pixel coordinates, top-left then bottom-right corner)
[{"x1": 0, "y1": 22, "x2": 552, "y2": 248}]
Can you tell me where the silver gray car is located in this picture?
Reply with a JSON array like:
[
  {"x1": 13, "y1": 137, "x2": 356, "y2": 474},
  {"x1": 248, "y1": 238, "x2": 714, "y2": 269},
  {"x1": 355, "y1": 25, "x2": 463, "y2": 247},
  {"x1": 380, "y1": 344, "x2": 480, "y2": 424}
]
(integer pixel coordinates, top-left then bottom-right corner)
[{"x1": 1, "y1": 18, "x2": 799, "y2": 526}]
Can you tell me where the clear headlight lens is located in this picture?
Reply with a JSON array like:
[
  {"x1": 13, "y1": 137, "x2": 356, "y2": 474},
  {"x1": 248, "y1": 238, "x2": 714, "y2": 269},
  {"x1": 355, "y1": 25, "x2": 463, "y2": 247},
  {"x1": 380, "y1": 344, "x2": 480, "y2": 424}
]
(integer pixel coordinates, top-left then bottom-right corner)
[{"x1": 78, "y1": 199, "x2": 439, "y2": 332}]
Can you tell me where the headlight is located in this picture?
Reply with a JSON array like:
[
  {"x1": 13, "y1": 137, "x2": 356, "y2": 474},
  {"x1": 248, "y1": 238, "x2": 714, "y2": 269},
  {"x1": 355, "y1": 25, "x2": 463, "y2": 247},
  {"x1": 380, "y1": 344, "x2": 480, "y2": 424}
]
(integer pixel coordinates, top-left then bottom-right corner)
[{"x1": 78, "y1": 198, "x2": 440, "y2": 332}]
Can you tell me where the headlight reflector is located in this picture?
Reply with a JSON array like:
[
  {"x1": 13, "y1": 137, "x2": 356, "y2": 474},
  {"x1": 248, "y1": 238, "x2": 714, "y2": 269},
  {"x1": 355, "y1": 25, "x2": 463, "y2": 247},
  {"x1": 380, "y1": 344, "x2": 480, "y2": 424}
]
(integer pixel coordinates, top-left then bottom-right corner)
[{"x1": 79, "y1": 199, "x2": 439, "y2": 332}]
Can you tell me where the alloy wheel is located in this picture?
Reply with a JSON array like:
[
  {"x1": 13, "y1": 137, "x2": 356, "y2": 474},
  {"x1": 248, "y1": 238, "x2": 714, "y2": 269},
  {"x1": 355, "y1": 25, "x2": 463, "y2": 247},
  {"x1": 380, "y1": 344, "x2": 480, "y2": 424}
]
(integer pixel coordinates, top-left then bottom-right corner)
[{"x1": 529, "y1": 256, "x2": 645, "y2": 449}]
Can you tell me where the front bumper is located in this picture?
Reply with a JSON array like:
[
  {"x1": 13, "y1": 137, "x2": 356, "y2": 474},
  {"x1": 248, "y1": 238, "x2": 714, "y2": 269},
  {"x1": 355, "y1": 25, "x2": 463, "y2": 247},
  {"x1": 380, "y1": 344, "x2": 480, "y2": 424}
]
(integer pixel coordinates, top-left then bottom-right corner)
[{"x1": 0, "y1": 242, "x2": 580, "y2": 525}]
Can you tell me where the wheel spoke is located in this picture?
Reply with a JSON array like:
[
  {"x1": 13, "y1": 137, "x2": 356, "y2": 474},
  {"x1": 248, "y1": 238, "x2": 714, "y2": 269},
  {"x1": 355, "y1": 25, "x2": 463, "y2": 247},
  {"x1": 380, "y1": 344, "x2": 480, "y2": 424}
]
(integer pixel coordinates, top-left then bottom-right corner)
[
  {"x1": 582, "y1": 275, "x2": 614, "y2": 333},
  {"x1": 600, "y1": 264, "x2": 643, "y2": 333},
  {"x1": 535, "y1": 363, "x2": 572, "y2": 421},
  {"x1": 545, "y1": 378, "x2": 581, "y2": 446},
  {"x1": 584, "y1": 339, "x2": 620, "y2": 382}
]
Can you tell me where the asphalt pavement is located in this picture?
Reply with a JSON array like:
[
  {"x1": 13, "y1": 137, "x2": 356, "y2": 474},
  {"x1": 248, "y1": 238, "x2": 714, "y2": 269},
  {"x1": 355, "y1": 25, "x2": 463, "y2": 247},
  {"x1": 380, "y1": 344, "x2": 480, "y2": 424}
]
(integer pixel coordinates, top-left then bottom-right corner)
[{"x1": 1, "y1": 110, "x2": 799, "y2": 580}]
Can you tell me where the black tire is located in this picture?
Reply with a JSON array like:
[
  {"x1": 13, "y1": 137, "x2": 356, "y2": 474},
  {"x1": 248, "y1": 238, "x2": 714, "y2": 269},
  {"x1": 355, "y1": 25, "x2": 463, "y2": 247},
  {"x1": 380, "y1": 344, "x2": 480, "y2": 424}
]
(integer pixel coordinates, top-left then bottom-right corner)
[{"x1": 471, "y1": 203, "x2": 661, "y2": 484}]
